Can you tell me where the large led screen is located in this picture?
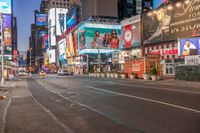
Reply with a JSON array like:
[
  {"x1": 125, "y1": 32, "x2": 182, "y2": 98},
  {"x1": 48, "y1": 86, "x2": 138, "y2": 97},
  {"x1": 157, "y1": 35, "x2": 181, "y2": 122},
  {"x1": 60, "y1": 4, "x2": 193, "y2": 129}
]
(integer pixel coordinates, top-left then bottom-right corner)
[
  {"x1": 56, "y1": 8, "x2": 68, "y2": 36},
  {"x1": 143, "y1": 0, "x2": 200, "y2": 45},
  {"x1": 36, "y1": 13, "x2": 48, "y2": 26},
  {"x1": 121, "y1": 15, "x2": 141, "y2": 49},
  {"x1": 66, "y1": 33, "x2": 74, "y2": 57},
  {"x1": 78, "y1": 23, "x2": 121, "y2": 54},
  {"x1": 2, "y1": 14, "x2": 11, "y2": 46},
  {"x1": 0, "y1": 0, "x2": 11, "y2": 14},
  {"x1": 48, "y1": 8, "x2": 56, "y2": 46},
  {"x1": 58, "y1": 39, "x2": 67, "y2": 64},
  {"x1": 178, "y1": 38, "x2": 200, "y2": 57}
]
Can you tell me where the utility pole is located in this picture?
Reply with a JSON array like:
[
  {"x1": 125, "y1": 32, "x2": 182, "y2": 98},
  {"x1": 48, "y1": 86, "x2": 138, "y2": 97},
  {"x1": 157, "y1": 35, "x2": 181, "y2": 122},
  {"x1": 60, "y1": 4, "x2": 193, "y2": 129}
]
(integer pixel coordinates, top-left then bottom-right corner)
[
  {"x1": 98, "y1": 46, "x2": 101, "y2": 72},
  {"x1": 29, "y1": 48, "x2": 32, "y2": 76},
  {"x1": 0, "y1": 14, "x2": 5, "y2": 86}
]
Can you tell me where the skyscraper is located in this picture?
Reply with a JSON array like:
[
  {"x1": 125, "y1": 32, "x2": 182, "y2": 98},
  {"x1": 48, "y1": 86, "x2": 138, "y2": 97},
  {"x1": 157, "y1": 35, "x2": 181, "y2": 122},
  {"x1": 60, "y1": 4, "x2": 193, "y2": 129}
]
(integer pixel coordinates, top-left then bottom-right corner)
[{"x1": 118, "y1": 0, "x2": 153, "y2": 20}]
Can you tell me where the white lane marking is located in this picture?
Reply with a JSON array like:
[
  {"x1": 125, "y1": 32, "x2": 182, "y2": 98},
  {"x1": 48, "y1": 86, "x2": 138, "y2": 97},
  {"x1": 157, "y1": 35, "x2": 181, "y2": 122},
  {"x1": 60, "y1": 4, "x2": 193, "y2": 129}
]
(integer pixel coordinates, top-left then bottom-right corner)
[
  {"x1": 87, "y1": 86, "x2": 200, "y2": 114},
  {"x1": 1, "y1": 98, "x2": 11, "y2": 133},
  {"x1": 28, "y1": 81, "x2": 74, "y2": 133},
  {"x1": 79, "y1": 78, "x2": 200, "y2": 95},
  {"x1": 119, "y1": 83, "x2": 200, "y2": 95},
  {"x1": 41, "y1": 84, "x2": 123, "y2": 125}
]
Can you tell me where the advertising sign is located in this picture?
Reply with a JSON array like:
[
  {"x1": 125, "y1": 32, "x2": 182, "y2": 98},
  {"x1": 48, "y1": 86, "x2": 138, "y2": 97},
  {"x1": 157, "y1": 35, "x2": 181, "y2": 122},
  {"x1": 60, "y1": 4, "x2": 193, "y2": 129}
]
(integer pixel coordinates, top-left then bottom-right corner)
[
  {"x1": 42, "y1": 34, "x2": 48, "y2": 50},
  {"x1": 72, "y1": 29, "x2": 78, "y2": 56},
  {"x1": 49, "y1": 49, "x2": 56, "y2": 63},
  {"x1": 121, "y1": 15, "x2": 141, "y2": 49},
  {"x1": 185, "y1": 55, "x2": 200, "y2": 65},
  {"x1": 58, "y1": 39, "x2": 67, "y2": 64},
  {"x1": 0, "y1": 0, "x2": 11, "y2": 14},
  {"x1": 66, "y1": 33, "x2": 74, "y2": 57},
  {"x1": 56, "y1": 8, "x2": 68, "y2": 36},
  {"x1": 178, "y1": 38, "x2": 200, "y2": 56},
  {"x1": 36, "y1": 13, "x2": 48, "y2": 26},
  {"x1": 78, "y1": 23, "x2": 121, "y2": 54},
  {"x1": 58, "y1": 39, "x2": 66, "y2": 57},
  {"x1": 48, "y1": 8, "x2": 56, "y2": 46},
  {"x1": 143, "y1": 0, "x2": 200, "y2": 45},
  {"x1": 2, "y1": 14, "x2": 11, "y2": 46}
]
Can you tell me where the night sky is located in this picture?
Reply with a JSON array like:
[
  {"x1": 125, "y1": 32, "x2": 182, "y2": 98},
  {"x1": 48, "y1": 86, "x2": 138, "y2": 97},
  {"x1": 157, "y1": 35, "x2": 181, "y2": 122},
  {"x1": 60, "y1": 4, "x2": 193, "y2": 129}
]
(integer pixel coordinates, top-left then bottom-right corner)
[{"x1": 13, "y1": 0, "x2": 42, "y2": 52}]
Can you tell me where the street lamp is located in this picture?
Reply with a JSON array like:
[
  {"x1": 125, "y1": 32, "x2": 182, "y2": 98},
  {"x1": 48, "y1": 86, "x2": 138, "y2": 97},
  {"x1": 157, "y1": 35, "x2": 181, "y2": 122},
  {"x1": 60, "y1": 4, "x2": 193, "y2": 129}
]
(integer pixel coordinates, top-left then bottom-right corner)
[
  {"x1": 29, "y1": 48, "x2": 32, "y2": 76},
  {"x1": 0, "y1": 14, "x2": 5, "y2": 86}
]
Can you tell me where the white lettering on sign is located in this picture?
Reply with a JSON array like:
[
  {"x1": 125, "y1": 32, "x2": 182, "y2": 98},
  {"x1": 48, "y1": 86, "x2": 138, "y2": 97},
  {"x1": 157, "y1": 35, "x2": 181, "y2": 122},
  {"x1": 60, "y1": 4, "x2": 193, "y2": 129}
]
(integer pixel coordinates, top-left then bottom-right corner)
[
  {"x1": 185, "y1": 55, "x2": 200, "y2": 65},
  {"x1": 149, "y1": 48, "x2": 178, "y2": 56}
]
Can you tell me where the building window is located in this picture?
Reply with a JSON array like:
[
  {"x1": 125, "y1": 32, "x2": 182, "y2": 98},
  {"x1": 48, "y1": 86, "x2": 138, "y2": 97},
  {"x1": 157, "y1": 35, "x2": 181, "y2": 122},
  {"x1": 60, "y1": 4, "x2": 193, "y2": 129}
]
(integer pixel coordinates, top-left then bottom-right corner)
[
  {"x1": 56, "y1": 2, "x2": 59, "y2": 5},
  {"x1": 52, "y1": 2, "x2": 55, "y2": 5},
  {"x1": 127, "y1": 0, "x2": 133, "y2": 4}
]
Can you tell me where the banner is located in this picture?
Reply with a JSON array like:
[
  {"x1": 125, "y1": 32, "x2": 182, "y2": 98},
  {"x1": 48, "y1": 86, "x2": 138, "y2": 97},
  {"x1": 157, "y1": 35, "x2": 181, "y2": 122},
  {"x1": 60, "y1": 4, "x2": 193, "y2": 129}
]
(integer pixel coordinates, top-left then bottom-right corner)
[
  {"x1": 48, "y1": 8, "x2": 56, "y2": 46},
  {"x1": 56, "y1": 8, "x2": 68, "y2": 36},
  {"x1": 2, "y1": 14, "x2": 11, "y2": 46},
  {"x1": 143, "y1": 0, "x2": 200, "y2": 45},
  {"x1": 66, "y1": 33, "x2": 74, "y2": 57},
  {"x1": 178, "y1": 37, "x2": 200, "y2": 56},
  {"x1": 121, "y1": 15, "x2": 141, "y2": 49}
]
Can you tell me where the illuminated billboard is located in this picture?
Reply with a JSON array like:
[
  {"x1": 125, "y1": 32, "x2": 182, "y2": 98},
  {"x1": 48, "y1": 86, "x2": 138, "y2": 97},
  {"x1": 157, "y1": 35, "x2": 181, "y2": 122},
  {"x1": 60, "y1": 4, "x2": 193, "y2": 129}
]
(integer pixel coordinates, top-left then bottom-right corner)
[
  {"x1": 49, "y1": 49, "x2": 56, "y2": 63},
  {"x1": 78, "y1": 23, "x2": 121, "y2": 54},
  {"x1": 143, "y1": 0, "x2": 200, "y2": 45},
  {"x1": 35, "y1": 13, "x2": 48, "y2": 26},
  {"x1": 72, "y1": 29, "x2": 78, "y2": 56},
  {"x1": 58, "y1": 39, "x2": 67, "y2": 64},
  {"x1": 121, "y1": 15, "x2": 141, "y2": 49},
  {"x1": 2, "y1": 14, "x2": 11, "y2": 47},
  {"x1": 56, "y1": 8, "x2": 68, "y2": 36},
  {"x1": 66, "y1": 33, "x2": 74, "y2": 57},
  {"x1": 178, "y1": 38, "x2": 200, "y2": 57},
  {"x1": 48, "y1": 8, "x2": 56, "y2": 46},
  {"x1": 0, "y1": 0, "x2": 11, "y2": 14}
]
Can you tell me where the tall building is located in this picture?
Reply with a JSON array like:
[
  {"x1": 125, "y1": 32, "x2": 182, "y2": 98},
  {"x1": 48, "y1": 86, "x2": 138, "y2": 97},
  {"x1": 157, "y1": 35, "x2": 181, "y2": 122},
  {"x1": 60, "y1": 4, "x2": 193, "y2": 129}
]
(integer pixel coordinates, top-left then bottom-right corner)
[
  {"x1": 40, "y1": 0, "x2": 49, "y2": 13},
  {"x1": 118, "y1": 0, "x2": 153, "y2": 20},
  {"x1": 80, "y1": 0, "x2": 118, "y2": 20}
]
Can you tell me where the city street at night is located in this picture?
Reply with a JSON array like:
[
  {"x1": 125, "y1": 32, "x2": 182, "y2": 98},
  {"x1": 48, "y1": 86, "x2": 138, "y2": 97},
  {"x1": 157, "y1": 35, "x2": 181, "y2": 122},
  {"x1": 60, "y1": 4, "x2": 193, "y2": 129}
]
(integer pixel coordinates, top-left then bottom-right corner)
[
  {"x1": 1, "y1": 0, "x2": 200, "y2": 133},
  {"x1": 0, "y1": 76, "x2": 200, "y2": 133}
]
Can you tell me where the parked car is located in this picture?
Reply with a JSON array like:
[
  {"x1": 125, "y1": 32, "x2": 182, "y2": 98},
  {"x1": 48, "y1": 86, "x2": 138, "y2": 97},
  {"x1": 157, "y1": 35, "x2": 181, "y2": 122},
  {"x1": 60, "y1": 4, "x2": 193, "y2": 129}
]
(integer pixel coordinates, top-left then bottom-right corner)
[
  {"x1": 39, "y1": 70, "x2": 46, "y2": 76},
  {"x1": 18, "y1": 68, "x2": 27, "y2": 76},
  {"x1": 57, "y1": 69, "x2": 72, "y2": 76}
]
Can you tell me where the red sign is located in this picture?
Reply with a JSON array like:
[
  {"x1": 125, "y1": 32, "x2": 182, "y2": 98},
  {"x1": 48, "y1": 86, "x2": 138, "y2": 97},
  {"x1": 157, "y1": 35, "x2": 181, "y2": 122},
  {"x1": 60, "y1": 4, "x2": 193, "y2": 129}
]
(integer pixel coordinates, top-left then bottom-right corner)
[{"x1": 149, "y1": 48, "x2": 178, "y2": 56}]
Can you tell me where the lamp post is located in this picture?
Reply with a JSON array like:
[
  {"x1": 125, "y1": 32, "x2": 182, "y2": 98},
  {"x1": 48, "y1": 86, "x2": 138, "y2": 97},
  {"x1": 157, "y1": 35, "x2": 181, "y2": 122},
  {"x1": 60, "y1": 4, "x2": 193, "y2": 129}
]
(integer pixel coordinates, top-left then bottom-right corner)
[
  {"x1": 0, "y1": 14, "x2": 5, "y2": 86},
  {"x1": 29, "y1": 48, "x2": 32, "y2": 76}
]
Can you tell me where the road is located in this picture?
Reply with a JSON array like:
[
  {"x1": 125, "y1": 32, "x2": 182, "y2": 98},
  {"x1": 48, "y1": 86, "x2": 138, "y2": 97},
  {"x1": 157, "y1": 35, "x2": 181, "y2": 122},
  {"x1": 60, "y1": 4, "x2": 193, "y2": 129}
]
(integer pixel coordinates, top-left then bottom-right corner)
[{"x1": 1, "y1": 76, "x2": 200, "y2": 133}]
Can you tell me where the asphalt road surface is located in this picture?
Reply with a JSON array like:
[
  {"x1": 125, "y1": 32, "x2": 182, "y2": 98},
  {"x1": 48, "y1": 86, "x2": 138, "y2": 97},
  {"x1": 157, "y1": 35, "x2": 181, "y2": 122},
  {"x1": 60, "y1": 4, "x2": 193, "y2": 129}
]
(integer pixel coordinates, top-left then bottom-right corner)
[{"x1": 1, "y1": 76, "x2": 200, "y2": 133}]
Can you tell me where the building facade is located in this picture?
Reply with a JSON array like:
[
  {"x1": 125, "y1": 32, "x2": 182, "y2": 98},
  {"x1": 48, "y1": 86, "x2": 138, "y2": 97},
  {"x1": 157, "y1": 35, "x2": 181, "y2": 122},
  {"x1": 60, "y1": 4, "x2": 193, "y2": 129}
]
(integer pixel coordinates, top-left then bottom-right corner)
[
  {"x1": 118, "y1": 0, "x2": 153, "y2": 20},
  {"x1": 80, "y1": 0, "x2": 118, "y2": 20}
]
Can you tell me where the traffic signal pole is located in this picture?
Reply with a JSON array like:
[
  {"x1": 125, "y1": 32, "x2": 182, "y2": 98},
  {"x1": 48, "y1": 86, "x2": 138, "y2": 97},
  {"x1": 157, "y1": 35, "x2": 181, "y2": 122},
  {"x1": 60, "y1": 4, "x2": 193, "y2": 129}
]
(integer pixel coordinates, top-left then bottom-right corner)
[{"x1": 0, "y1": 14, "x2": 5, "y2": 86}]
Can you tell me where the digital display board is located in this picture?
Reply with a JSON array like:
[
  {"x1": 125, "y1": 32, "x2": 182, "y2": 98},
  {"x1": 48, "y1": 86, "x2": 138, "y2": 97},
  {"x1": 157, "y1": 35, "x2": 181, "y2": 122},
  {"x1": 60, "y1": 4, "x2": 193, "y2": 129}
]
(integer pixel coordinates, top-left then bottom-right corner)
[
  {"x1": 36, "y1": 13, "x2": 48, "y2": 26},
  {"x1": 178, "y1": 38, "x2": 200, "y2": 57},
  {"x1": 2, "y1": 14, "x2": 11, "y2": 47},
  {"x1": 0, "y1": 0, "x2": 11, "y2": 14},
  {"x1": 78, "y1": 23, "x2": 121, "y2": 54},
  {"x1": 121, "y1": 15, "x2": 141, "y2": 49}
]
